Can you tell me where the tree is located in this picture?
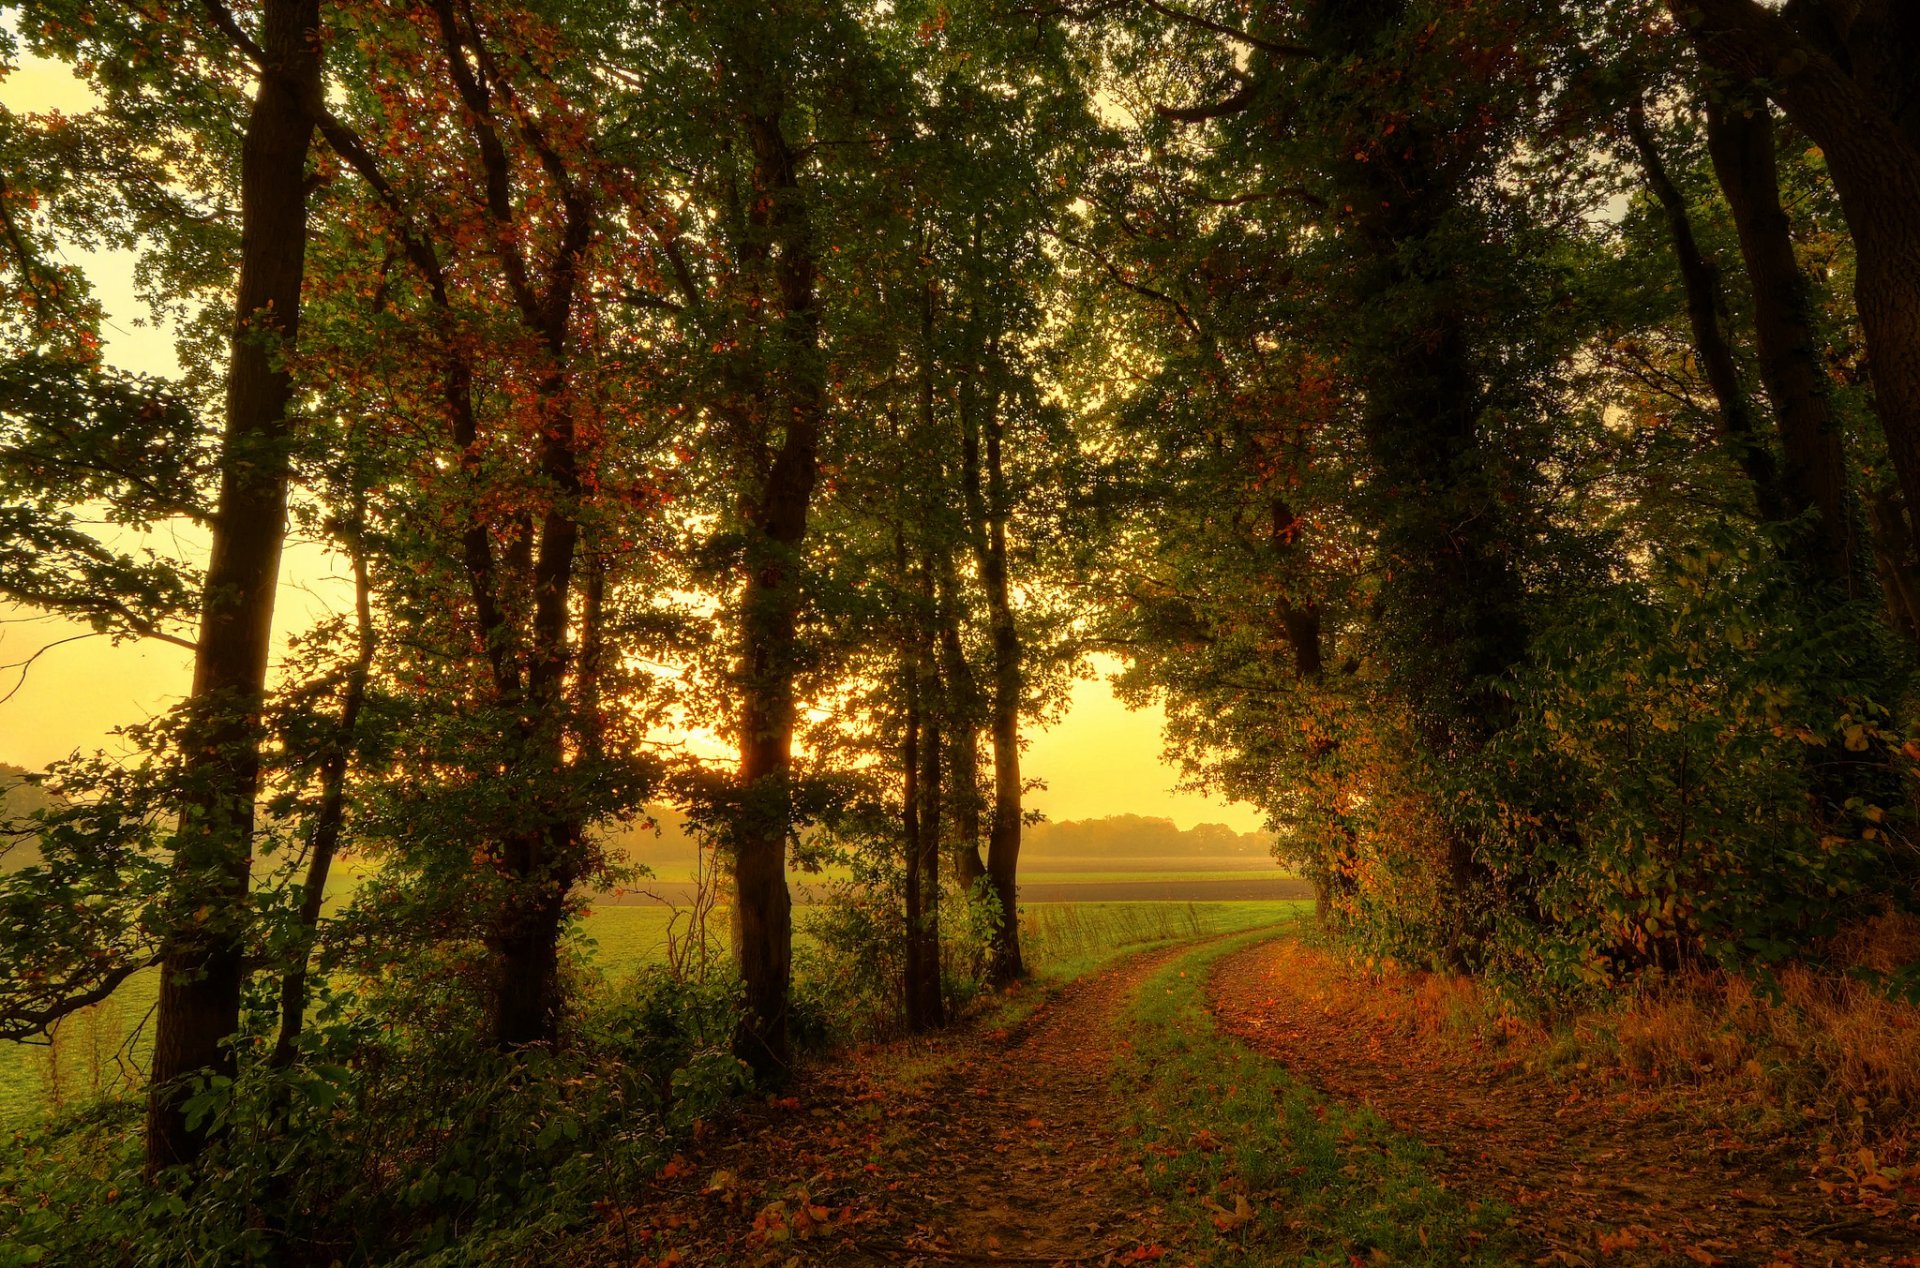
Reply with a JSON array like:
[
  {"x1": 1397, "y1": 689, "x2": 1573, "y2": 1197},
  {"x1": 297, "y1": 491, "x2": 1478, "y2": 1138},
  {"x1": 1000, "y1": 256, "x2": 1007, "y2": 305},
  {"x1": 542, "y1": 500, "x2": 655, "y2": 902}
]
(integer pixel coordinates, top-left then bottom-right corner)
[
  {"x1": 1673, "y1": 1, "x2": 1920, "y2": 563},
  {"x1": 298, "y1": 0, "x2": 670, "y2": 1049}
]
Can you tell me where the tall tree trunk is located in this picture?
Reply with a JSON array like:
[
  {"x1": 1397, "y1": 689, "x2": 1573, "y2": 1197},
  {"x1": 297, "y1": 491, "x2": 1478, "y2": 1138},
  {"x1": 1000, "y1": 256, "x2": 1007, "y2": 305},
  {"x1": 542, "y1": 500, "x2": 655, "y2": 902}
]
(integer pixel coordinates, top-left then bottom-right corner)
[
  {"x1": 1623, "y1": 100, "x2": 1786, "y2": 520},
  {"x1": 962, "y1": 399, "x2": 1025, "y2": 983},
  {"x1": 900, "y1": 609, "x2": 928, "y2": 1029},
  {"x1": 418, "y1": 0, "x2": 597, "y2": 1050},
  {"x1": 488, "y1": 382, "x2": 586, "y2": 1048},
  {"x1": 937, "y1": 558, "x2": 987, "y2": 890},
  {"x1": 906, "y1": 551, "x2": 946, "y2": 1030},
  {"x1": 1704, "y1": 91, "x2": 1863, "y2": 596},
  {"x1": 1676, "y1": 0, "x2": 1920, "y2": 537},
  {"x1": 922, "y1": 275, "x2": 986, "y2": 893},
  {"x1": 730, "y1": 96, "x2": 822, "y2": 1081},
  {"x1": 271, "y1": 519, "x2": 373, "y2": 1068},
  {"x1": 146, "y1": 0, "x2": 321, "y2": 1173}
]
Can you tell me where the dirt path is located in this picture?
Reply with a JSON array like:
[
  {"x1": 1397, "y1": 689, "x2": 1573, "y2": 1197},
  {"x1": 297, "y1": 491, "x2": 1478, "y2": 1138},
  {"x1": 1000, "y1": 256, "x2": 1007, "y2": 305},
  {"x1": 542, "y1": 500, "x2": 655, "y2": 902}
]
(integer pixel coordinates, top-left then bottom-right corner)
[
  {"x1": 578, "y1": 943, "x2": 1195, "y2": 1267},
  {"x1": 1208, "y1": 935, "x2": 1920, "y2": 1267}
]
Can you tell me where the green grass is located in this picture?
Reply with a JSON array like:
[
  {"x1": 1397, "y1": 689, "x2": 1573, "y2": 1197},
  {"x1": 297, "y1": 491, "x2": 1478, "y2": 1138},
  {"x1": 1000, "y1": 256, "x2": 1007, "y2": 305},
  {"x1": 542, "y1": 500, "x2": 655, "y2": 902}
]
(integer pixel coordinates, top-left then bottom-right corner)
[
  {"x1": 1019, "y1": 900, "x2": 1300, "y2": 983},
  {"x1": 1117, "y1": 931, "x2": 1516, "y2": 1266},
  {"x1": 1018, "y1": 869, "x2": 1294, "y2": 886},
  {"x1": 0, "y1": 903, "x2": 700, "y2": 1127},
  {"x1": 0, "y1": 898, "x2": 1301, "y2": 1128}
]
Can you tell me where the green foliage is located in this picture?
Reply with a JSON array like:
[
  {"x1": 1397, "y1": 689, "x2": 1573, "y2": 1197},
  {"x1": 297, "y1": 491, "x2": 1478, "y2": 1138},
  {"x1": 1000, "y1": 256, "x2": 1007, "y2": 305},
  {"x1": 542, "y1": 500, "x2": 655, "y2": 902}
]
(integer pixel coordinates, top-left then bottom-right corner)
[
  {"x1": 794, "y1": 825, "x2": 1001, "y2": 1043},
  {"x1": 0, "y1": 965, "x2": 747, "y2": 1266},
  {"x1": 1478, "y1": 539, "x2": 1909, "y2": 996}
]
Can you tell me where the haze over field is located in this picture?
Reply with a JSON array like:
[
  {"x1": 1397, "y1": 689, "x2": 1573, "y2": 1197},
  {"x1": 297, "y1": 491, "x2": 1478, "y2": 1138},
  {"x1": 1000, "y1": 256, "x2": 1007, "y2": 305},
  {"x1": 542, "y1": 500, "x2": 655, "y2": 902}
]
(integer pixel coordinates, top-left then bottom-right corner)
[{"x1": 6, "y1": 0, "x2": 1920, "y2": 1263}]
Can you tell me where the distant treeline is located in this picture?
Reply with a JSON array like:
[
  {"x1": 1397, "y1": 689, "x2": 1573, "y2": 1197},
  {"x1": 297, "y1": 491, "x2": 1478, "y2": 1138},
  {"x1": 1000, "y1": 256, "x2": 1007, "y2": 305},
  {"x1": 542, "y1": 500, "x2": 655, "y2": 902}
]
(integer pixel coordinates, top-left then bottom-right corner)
[
  {"x1": 601, "y1": 807, "x2": 1272, "y2": 872},
  {"x1": 0, "y1": 764, "x2": 54, "y2": 870},
  {"x1": 1023, "y1": 815, "x2": 1270, "y2": 861}
]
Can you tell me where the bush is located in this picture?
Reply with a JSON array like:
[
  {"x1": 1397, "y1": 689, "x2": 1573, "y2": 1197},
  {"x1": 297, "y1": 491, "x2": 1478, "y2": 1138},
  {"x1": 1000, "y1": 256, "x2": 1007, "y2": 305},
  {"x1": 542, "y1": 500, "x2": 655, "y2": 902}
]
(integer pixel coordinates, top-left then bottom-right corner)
[
  {"x1": 795, "y1": 862, "x2": 999, "y2": 1043},
  {"x1": 0, "y1": 955, "x2": 749, "y2": 1266},
  {"x1": 1478, "y1": 541, "x2": 1912, "y2": 1000}
]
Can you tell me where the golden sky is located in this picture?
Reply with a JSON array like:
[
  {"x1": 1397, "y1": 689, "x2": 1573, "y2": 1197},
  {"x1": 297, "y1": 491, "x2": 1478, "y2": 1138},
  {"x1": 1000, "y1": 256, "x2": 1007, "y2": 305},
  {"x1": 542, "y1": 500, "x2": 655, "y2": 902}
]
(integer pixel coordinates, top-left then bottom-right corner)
[{"x1": 0, "y1": 44, "x2": 1266, "y2": 834}]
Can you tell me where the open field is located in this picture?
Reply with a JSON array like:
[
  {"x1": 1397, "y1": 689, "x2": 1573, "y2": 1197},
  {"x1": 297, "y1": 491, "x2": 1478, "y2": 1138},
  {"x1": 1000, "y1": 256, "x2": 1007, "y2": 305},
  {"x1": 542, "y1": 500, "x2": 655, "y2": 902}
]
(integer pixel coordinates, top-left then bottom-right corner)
[
  {"x1": 0, "y1": 896, "x2": 1307, "y2": 1128},
  {"x1": 594, "y1": 872, "x2": 1311, "y2": 906}
]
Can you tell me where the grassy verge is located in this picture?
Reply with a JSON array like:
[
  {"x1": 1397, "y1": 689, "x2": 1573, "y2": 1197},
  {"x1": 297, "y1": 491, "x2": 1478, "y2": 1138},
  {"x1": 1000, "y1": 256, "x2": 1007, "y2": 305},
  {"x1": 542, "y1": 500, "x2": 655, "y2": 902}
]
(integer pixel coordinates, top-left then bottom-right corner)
[
  {"x1": 965, "y1": 901, "x2": 1305, "y2": 1036},
  {"x1": 1117, "y1": 931, "x2": 1517, "y2": 1266},
  {"x1": 1020, "y1": 900, "x2": 1299, "y2": 984}
]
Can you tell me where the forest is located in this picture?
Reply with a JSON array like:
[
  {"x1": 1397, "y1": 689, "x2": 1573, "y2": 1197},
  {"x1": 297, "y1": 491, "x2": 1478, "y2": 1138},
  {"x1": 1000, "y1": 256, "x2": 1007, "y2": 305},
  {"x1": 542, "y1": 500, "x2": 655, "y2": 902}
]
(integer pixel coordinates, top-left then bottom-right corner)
[{"x1": 1, "y1": 0, "x2": 1919, "y2": 1262}]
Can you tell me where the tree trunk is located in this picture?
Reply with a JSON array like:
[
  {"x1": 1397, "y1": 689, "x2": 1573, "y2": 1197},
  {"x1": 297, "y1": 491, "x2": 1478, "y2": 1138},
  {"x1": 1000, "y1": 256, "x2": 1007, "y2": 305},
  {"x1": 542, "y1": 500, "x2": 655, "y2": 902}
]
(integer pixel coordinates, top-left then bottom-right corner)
[
  {"x1": 909, "y1": 551, "x2": 946, "y2": 1030},
  {"x1": 964, "y1": 401, "x2": 1025, "y2": 984},
  {"x1": 1871, "y1": 487, "x2": 1920, "y2": 640},
  {"x1": 1704, "y1": 91, "x2": 1863, "y2": 596},
  {"x1": 1270, "y1": 498, "x2": 1325, "y2": 681},
  {"x1": 730, "y1": 96, "x2": 822, "y2": 1081},
  {"x1": 900, "y1": 609, "x2": 926, "y2": 1029},
  {"x1": 937, "y1": 559, "x2": 987, "y2": 890},
  {"x1": 1624, "y1": 100, "x2": 1786, "y2": 520},
  {"x1": 1311, "y1": 0, "x2": 1528, "y2": 971},
  {"x1": 146, "y1": 0, "x2": 320, "y2": 1173},
  {"x1": 488, "y1": 386, "x2": 585, "y2": 1047},
  {"x1": 1676, "y1": 0, "x2": 1920, "y2": 539},
  {"x1": 271, "y1": 521, "x2": 373, "y2": 1068}
]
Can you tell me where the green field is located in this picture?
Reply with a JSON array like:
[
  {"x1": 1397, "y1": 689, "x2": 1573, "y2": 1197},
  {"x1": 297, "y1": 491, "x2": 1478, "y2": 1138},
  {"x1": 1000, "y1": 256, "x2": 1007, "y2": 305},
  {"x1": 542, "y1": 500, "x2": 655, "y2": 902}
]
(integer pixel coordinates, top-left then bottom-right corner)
[
  {"x1": 0, "y1": 896, "x2": 1305, "y2": 1128},
  {"x1": 1017, "y1": 868, "x2": 1290, "y2": 886}
]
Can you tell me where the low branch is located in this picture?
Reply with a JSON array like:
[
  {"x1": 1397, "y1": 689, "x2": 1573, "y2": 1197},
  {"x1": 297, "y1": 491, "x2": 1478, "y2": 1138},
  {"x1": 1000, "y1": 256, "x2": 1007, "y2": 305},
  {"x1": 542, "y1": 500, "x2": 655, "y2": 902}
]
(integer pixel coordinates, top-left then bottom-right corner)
[
  {"x1": 1155, "y1": 82, "x2": 1258, "y2": 123},
  {"x1": 0, "y1": 957, "x2": 157, "y2": 1043}
]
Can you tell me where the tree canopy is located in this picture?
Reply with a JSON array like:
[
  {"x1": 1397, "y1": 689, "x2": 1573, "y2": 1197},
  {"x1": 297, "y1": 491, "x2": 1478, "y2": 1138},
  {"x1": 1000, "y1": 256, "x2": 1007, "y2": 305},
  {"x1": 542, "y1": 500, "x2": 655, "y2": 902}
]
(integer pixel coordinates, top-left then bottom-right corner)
[{"x1": 1, "y1": 0, "x2": 1918, "y2": 1258}]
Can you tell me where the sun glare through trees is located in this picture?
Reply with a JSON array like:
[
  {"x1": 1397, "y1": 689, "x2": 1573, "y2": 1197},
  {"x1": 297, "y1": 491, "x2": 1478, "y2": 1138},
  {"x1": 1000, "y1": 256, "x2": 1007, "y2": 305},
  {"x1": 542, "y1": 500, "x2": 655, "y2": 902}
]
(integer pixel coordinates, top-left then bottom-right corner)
[{"x1": 2, "y1": 0, "x2": 1919, "y2": 1263}]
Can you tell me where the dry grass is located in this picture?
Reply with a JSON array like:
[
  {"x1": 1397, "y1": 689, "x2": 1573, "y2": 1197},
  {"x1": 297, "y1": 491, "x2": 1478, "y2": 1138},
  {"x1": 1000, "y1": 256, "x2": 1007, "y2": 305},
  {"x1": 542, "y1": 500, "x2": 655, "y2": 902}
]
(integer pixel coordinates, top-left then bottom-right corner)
[{"x1": 1312, "y1": 913, "x2": 1920, "y2": 1178}]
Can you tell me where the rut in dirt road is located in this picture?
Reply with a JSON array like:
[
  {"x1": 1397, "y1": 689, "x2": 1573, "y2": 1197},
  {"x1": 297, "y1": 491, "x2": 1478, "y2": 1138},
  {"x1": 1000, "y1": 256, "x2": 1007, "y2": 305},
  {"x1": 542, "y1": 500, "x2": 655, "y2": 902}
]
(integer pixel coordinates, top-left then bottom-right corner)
[
  {"x1": 583, "y1": 941, "x2": 1205, "y2": 1267},
  {"x1": 876, "y1": 942, "x2": 1194, "y2": 1263},
  {"x1": 1208, "y1": 934, "x2": 1920, "y2": 1267}
]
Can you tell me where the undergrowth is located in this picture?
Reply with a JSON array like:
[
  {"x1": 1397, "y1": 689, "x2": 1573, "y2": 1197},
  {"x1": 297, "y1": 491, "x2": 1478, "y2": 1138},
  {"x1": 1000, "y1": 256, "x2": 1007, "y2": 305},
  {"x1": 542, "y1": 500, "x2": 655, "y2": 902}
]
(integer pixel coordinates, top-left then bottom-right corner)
[
  {"x1": 1304, "y1": 911, "x2": 1920, "y2": 1208},
  {"x1": 1117, "y1": 932, "x2": 1516, "y2": 1267}
]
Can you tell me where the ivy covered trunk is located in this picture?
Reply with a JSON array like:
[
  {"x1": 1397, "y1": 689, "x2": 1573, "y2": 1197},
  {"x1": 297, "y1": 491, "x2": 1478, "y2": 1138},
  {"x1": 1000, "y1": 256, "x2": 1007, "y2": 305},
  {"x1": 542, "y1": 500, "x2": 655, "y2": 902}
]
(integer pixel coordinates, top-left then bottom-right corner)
[{"x1": 1312, "y1": 0, "x2": 1532, "y2": 970}]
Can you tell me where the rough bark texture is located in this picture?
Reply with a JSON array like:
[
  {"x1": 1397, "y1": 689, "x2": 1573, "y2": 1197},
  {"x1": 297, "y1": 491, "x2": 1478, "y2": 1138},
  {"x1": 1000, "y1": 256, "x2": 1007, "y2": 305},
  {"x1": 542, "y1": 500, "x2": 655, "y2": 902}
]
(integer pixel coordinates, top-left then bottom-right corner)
[
  {"x1": 1704, "y1": 92, "x2": 1862, "y2": 596},
  {"x1": 728, "y1": 82, "x2": 823, "y2": 1080},
  {"x1": 146, "y1": 0, "x2": 320, "y2": 1172},
  {"x1": 1676, "y1": 0, "x2": 1920, "y2": 540}
]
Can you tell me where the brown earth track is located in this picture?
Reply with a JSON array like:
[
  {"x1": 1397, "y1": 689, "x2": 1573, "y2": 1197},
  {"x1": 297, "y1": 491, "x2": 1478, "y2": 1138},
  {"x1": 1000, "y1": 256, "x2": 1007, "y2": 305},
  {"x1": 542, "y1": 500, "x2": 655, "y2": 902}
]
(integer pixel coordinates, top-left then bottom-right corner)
[
  {"x1": 1207, "y1": 934, "x2": 1920, "y2": 1268},
  {"x1": 575, "y1": 941, "x2": 1202, "y2": 1267}
]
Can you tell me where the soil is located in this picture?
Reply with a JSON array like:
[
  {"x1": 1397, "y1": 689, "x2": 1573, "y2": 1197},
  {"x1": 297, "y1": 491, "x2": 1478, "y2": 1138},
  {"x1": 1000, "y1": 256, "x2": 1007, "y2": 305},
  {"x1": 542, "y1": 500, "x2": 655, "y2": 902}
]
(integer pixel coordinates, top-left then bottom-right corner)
[
  {"x1": 1208, "y1": 935, "x2": 1920, "y2": 1268},
  {"x1": 573, "y1": 929, "x2": 1920, "y2": 1268},
  {"x1": 573, "y1": 944, "x2": 1192, "y2": 1266}
]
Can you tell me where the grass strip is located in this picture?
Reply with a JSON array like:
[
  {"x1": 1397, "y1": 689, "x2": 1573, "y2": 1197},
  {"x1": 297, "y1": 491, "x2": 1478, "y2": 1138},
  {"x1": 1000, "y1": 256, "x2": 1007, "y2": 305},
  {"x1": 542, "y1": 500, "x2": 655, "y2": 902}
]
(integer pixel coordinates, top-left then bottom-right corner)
[{"x1": 1116, "y1": 931, "x2": 1519, "y2": 1266}]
